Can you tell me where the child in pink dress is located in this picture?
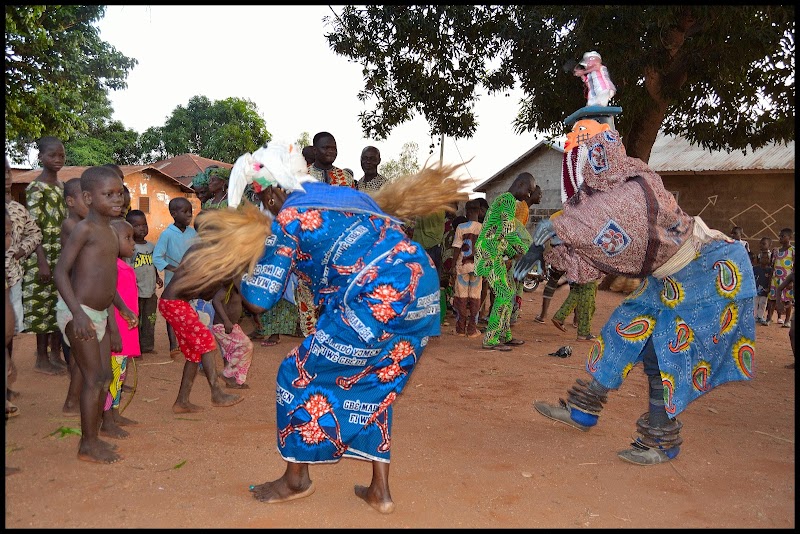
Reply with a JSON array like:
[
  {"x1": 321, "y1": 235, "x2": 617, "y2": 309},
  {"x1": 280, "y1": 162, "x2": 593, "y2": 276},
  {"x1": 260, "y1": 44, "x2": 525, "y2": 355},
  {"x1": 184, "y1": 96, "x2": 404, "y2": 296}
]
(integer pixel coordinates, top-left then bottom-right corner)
[{"x1": 100, "y1": 219, "x2": 140, "y2": 439}]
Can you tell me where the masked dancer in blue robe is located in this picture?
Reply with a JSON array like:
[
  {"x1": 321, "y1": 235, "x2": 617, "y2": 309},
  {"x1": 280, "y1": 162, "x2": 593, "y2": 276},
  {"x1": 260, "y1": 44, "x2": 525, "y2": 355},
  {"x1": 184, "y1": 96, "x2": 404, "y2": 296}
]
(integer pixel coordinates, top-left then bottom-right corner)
[{"x1": 170, "y1": 141, "x2": 469, "y2": 514}]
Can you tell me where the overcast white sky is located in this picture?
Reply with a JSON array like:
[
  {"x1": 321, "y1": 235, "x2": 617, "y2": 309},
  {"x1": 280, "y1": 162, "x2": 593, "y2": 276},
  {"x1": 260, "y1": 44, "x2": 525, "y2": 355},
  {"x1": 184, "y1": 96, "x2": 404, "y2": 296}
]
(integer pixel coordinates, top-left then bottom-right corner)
[{"x1": 91, "y1": 5, "x2": 541, "y2": 186}]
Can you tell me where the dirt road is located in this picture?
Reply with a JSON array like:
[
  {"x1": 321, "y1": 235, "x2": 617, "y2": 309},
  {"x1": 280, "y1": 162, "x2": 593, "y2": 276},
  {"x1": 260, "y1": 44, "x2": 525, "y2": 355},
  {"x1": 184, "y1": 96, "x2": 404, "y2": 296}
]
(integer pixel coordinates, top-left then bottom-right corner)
[{"x1": 4, "y1": 287, "x2": 795, "y2": 528}]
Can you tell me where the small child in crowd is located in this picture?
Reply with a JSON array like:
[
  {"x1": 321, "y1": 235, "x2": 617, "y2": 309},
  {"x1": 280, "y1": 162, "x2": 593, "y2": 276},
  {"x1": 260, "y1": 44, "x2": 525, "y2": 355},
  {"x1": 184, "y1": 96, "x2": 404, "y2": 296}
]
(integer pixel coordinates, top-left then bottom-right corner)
[
  {"x1": 60, "y1": 177, "x2": 91, "y2": 415},
  {"x1": 153, "y1": 197, "x2": 198, "y2": 359},
  {"x1": 729, "y1": 226, "x2": 750, "y2": 256},
  {"x1": 53, "y1": 166, "x2": 137, "y2": 464},
  {"x1": 765, "y1": 227, "x2": 795, "y2": 326},
  {"x1": 125, "y1": 210, "x2": 162, "y2": 354},
  {"x1": 158, "y1": 243, "x2": 243, "y2": 413},
  {"x1": 754, "y1": 253, "x2": 773, "y2": 325},
  {"x1": 212, "y1": 276, "x2": 256, "y2": 389},
  {"x1": 450, "y1": 199, "x2": 484, "y2": 338},
  {"x1": 100, "y1": 218, "x2": 140, "y2": 439},
  {"x1": 753, "y1": 236, "x2": 773, "y2": 266}
]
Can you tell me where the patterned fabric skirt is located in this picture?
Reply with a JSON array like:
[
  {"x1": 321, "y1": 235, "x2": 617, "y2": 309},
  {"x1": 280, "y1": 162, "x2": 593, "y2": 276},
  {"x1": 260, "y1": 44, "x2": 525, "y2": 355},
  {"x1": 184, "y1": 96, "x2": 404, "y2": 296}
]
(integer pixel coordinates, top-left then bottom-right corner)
[
  {"x1": 22, "y1": 243, "x2": 60, "y2": 333},
  {"x1": 257, "y1": 298, "x2": 301, "y2": 338},
  {"x1": 274, "y1": 262, "x2": 440, "y2": 465},
  {"x1": 586, "y1": 240, "x2": 756, "y2": 418}
]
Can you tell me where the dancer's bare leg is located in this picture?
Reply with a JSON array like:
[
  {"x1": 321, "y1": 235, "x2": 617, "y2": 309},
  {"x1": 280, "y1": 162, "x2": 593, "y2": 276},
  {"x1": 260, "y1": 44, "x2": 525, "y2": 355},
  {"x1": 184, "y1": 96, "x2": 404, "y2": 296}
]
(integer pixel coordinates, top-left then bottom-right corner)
[
  {"x1": 172, "y1": 359, "x2": 203, "y2": 413},
  {"x1": 200, "y1": 350, "x2": 243, "y2": 407},
  {"x1": 251, "y1": 461, "x2": 315, "y2": 503},
  {"x1": 354, "y1": 461, "x2": 395, "y2": 514}
]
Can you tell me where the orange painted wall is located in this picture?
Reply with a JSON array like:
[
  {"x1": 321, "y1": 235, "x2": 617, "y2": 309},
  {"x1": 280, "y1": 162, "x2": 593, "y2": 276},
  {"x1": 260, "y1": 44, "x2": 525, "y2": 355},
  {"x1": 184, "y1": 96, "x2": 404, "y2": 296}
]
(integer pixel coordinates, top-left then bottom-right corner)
[{"x1": 122, "y1": 169, "x2": 201, "y2": 243}]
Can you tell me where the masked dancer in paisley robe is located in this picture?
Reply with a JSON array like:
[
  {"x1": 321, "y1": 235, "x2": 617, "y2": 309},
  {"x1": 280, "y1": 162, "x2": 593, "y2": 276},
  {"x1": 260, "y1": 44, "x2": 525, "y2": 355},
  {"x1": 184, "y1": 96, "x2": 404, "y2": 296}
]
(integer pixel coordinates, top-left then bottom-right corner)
[{"x1": 513, "y1": 120, "x2": 756, "y2": 465}]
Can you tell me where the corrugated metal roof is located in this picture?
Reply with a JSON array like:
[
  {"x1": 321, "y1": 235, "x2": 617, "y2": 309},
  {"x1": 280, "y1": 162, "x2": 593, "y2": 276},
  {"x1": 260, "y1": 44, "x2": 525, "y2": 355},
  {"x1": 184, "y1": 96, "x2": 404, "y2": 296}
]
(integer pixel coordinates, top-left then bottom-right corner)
[
  {"x1": 477, "y1": 132, "x2": 794, "y2": 192},
  {"x1": 151, "y1": 154, "x2": 233, "y2": 186},
  {"x1": 648, "y1": 134, "x2": 794, "y2": 173},
  {"x1": 474, "y1": 138, "x2": 564, "y2": 192}
]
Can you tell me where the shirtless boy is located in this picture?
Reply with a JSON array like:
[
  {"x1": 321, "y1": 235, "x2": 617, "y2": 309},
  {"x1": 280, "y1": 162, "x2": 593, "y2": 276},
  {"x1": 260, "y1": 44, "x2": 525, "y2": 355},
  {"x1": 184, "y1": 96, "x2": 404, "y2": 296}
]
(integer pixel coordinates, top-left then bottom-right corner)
[
  {"x1": 53, "y1": 166, "x2": 137, "y2": 464},
  {"x1": 60, "y1": 177, "x2": 90, "y2": 415}
]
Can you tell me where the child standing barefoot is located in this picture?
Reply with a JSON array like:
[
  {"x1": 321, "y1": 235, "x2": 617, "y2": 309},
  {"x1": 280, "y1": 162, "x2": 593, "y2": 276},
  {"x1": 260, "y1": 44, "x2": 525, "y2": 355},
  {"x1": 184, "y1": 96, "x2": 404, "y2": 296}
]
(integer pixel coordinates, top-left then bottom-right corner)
[
  {"x1": 23, "y1": 136, "x2": 68, "y2": 375},
  {"x1": 53, "y1": 166, "x2": 137, "y2": 464},
  {"x1": 125, "y1": 210, "x2": 162, "y2": 354},
  {"x1": 158, "y1": 244, "x2": 243, "y2": 413},
  {"x1": 153, "y1": 198, "x2": 198, "y2": 359},
  {"x1": 99, "y1": 219, "x2": 140, "y2": 439},
  {"x1": 60, "y1": 177, "x2": 90, "y2": 415}
]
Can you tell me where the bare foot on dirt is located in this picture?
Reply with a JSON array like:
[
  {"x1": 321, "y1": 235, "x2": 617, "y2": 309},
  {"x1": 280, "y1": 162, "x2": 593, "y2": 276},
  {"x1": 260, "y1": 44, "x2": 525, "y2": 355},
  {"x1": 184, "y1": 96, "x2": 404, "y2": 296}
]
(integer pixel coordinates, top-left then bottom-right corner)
[
  {"x1": 98, "y1": 439, "x2": 119, "y2": 451},
  {"x1": 78, "y1": 439, "x2": 123, "y2": 464},
  {"x1": 211, "y1": 391, "x2": 243, "y2": 407},
  {"x1": 172, "y1": 402, "x2": 204, "y2": 414},
  {"x1": 62, "y1": 401, "x2": 80, "y2": 416},
  {"x1": 49, "y1": 353, "x2": 69, "y2": 371},
  {"x1": 222, "y1": 376, "x2": 250, "y2": 389},
  {"x1": 34, "y1": 361, "x2": 67, "y2": 376},
  {"x1": 250, "y1": 480, "x2": 316, "y2": 503},
  {"x1": 100, "y1": 420, "x2": 130, "y2": 439},
  {"x1": 354, "y1": 485, "x2": 396, "y2": 514},
  {"x1": 114, "y1": 412, "x2": 138, "y2": 426}
]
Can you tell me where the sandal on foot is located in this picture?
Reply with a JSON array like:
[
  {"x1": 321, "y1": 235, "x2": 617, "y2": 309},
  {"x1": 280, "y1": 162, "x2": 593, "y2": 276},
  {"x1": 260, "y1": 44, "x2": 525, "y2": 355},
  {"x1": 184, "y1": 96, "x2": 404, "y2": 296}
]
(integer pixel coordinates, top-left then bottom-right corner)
[
  {"x1": 260, "y1": 339, "x2": 280, "y2": 347},
  {"x1": 533, "y1": 316, "x2": 545, "y2": 324},
  {"x1": 533, "y1": 400, "x2": 590, "y2": 432},
  {"x1": 169, "y1": 348, "x2": 183, "y2": 360},
  {"x1": 6, "y1": 403, "x2": 20, "y2": 420},
  {"x1": 576, "y1": 334, "x2": 596, "y2": 341},
  {"x1": 504, "y1": 338, "x2": 525, "y2": 346},
  {"x1": 617, "y1": 445, "x2": 674, "y2": 465},
  {"x1": 482, "y1": 343, "x2": 512, "y2": 352},
  {"x1": 551, "y1": 319, "x2": 566, "y2": 332}
]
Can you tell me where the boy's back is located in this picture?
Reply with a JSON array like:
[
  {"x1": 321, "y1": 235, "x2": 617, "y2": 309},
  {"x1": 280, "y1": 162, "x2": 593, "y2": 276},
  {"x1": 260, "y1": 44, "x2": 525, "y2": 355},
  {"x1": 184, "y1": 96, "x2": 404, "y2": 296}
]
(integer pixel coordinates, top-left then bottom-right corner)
[{"x1": 452, "y1": 220, "x2": 483, "y2": 274}]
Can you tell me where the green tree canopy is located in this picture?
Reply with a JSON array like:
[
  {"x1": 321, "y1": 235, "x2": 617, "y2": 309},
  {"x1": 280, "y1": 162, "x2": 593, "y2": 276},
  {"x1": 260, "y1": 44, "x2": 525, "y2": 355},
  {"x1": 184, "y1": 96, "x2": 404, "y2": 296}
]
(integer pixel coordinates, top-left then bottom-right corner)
[
  {"x1": 326, "y1": 6, "x2": 794, "y2": 162},
  {"x1": 157, "y1": 95, "x2": 271, "y2": 162},
  {"x1": 5, "y1": 5, "x2": 138, "y2": 163},
  {"x1": 380, "y1": 141, "x2": 420, "y2": 181}
]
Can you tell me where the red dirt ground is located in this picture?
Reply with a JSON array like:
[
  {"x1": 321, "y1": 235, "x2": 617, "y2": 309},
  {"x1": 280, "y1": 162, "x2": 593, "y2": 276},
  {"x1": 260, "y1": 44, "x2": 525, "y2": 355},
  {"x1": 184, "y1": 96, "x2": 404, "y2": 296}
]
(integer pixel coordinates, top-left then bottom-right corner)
[{"x1": 4, "y1": 287, "x2": 795, "y2": 528}]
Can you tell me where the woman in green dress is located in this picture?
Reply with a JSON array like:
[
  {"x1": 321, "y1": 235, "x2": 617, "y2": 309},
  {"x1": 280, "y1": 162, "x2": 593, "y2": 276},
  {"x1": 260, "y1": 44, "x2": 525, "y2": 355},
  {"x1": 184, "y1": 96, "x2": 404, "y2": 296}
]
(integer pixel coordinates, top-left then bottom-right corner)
[{"x1": 22, "y1": 136, "x2": 68, "y2": 375}]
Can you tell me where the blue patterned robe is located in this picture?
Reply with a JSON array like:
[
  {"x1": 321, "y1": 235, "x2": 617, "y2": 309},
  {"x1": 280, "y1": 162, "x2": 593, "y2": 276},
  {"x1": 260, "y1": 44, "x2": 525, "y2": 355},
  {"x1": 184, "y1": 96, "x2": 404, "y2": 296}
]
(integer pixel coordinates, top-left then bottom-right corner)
[{"x1": 242, "y1": 182, "x2": 440, "y2": 463}]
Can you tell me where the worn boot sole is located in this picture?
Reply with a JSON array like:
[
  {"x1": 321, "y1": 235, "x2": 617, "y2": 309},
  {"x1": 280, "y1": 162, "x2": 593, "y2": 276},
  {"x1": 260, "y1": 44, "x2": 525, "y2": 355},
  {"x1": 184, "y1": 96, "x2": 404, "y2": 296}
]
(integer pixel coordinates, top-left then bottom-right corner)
[{"x1": 533, "y1": 401, "x2": 590, "y2": 432}]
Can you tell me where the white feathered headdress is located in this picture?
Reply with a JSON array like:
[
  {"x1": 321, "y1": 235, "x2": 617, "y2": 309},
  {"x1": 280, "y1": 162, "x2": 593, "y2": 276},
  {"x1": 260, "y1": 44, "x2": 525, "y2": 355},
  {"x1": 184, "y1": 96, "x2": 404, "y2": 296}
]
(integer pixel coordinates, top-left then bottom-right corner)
[{"x1": 228, "y1": 140, "x2": 315, "y2": 208}]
